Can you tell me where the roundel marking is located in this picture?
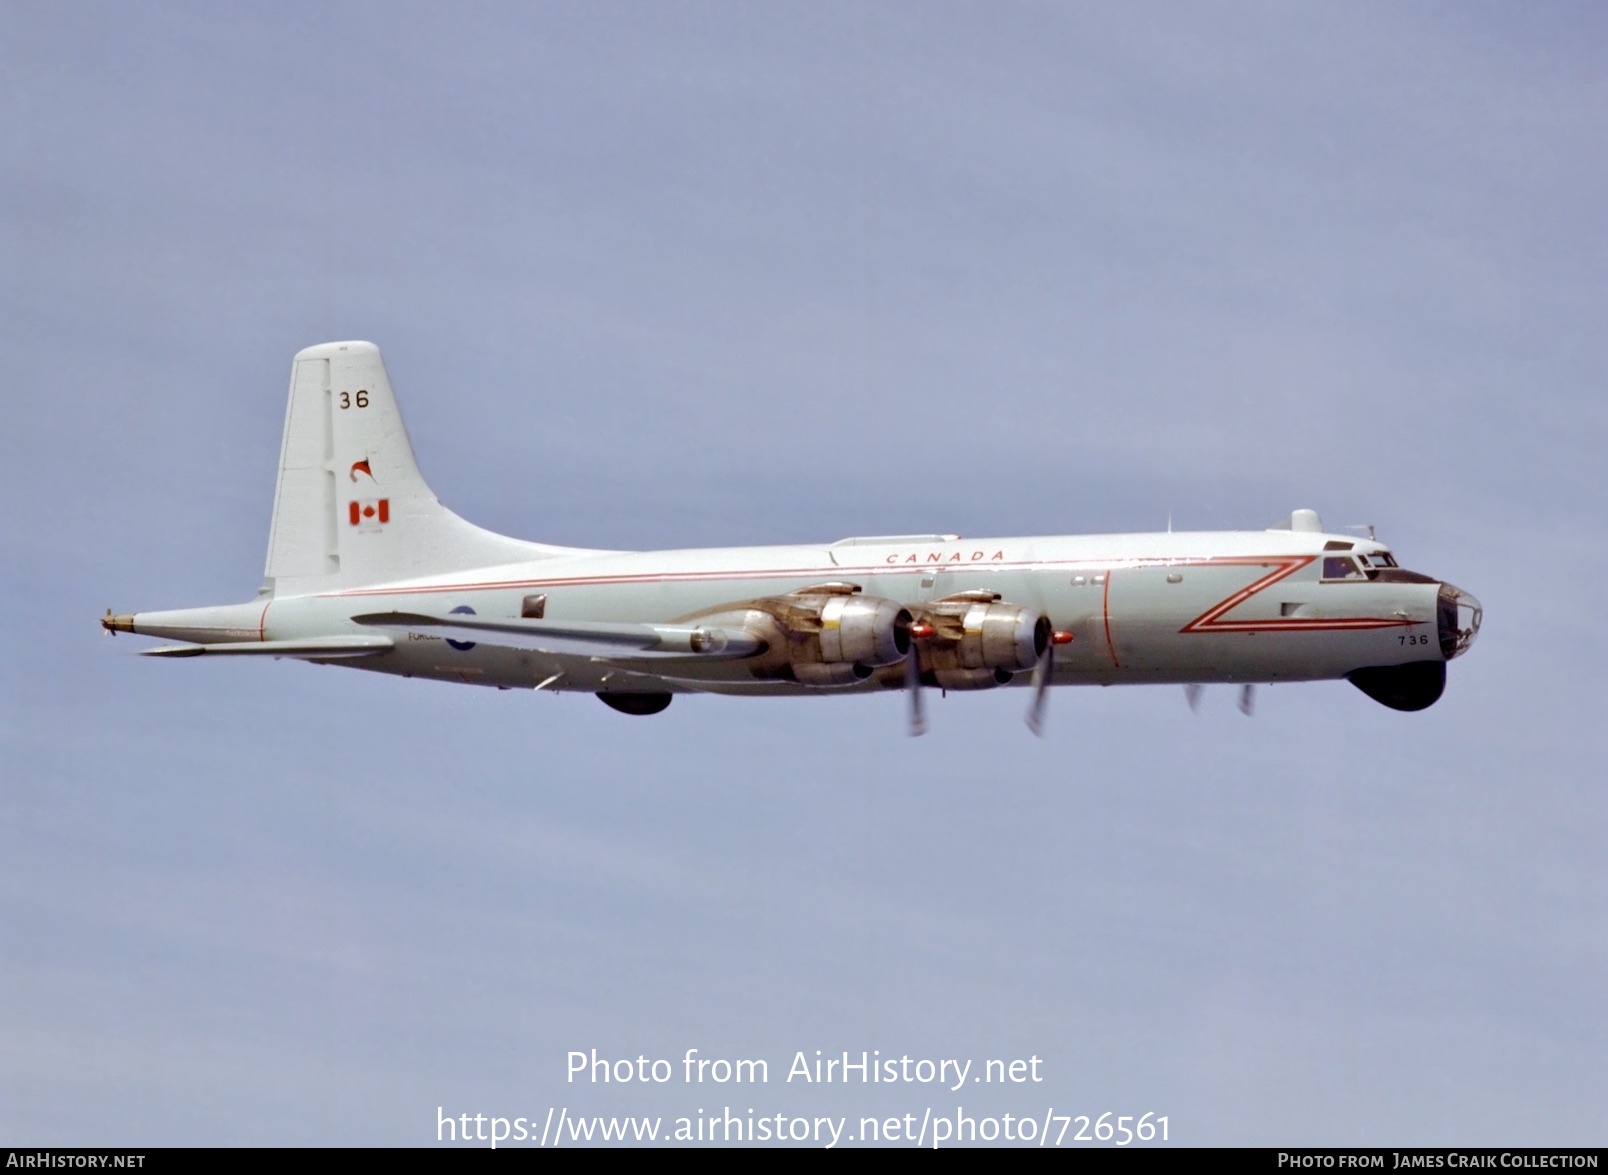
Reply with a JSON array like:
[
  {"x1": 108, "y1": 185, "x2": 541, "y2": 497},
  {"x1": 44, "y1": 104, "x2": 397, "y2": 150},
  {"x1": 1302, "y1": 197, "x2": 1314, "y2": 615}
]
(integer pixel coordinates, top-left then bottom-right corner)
[{"x1": 447, "y1": 605, "x2": 477, "y2": 651}]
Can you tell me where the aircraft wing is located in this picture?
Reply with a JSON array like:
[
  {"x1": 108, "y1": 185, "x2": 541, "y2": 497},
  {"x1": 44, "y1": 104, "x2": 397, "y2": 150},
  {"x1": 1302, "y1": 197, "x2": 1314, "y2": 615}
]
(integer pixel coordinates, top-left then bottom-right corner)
[
  {"x1": 141, "y1": 636, "x2": 396, "y2": 659},
  {"x1": 350, "y1": 611, "x2": 766, "y2": 660}
]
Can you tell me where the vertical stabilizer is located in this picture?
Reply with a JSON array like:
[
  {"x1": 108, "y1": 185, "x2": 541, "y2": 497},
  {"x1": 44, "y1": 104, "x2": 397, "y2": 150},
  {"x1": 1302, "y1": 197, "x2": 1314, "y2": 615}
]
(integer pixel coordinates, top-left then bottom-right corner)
[{"x1": 263, "y1": 341, "x2": 556, "y2": 595}]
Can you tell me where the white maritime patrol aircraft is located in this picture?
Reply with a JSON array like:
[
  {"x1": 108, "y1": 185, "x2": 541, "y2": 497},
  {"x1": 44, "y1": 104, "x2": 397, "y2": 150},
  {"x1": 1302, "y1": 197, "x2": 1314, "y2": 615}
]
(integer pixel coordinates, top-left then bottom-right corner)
[{"x1": 103, "y1": 341, "x2": 1482, "y2": 734}]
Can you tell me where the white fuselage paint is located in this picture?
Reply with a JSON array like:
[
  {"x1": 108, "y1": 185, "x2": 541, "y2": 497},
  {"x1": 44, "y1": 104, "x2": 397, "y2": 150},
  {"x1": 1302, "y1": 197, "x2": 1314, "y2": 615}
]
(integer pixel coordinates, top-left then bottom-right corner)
[
  {"x1": 110, "y1": 345, "x2": 1482, "y2": 717},
  {"x1": 248, "y1": 528, "x2": 1441, "y2": 696}
]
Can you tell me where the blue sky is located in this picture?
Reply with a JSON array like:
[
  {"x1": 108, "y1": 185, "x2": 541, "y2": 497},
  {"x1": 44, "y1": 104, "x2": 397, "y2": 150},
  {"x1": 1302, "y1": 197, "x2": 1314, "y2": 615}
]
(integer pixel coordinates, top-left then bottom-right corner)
[{"x1": 3, "y1": 1, "x2": 1603, "y2": 1145}]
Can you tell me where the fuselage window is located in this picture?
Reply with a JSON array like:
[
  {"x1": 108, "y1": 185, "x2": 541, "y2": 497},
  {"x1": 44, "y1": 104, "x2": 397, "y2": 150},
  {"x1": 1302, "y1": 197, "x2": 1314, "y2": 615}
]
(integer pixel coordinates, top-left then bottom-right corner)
[{"x1": 1322, "y1": 555, "x2": 1365, "y2": 580}]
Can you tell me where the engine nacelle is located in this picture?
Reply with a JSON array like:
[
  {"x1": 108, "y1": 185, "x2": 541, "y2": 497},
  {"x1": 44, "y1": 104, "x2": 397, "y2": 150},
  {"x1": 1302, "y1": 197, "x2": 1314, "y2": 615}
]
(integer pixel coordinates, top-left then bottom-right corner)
[
  {"x1": 776, "y1": 586, "x2": 910, "y2": 686},
  {"x1": 811, "y1": 592, "x2": 911, "y2": 666},
  {"x1": 928, "y1": 666, "x2": 1017, "y2": 691},
  {"x1": 694, "y1": 585, "x2": 912, "y2": 688},
  {"x1": 793, "y1": 660, "x2": 877, "y2": 687},
  {"x1": 913, "y1": 593, "x2": 1049, "y2": 689}
]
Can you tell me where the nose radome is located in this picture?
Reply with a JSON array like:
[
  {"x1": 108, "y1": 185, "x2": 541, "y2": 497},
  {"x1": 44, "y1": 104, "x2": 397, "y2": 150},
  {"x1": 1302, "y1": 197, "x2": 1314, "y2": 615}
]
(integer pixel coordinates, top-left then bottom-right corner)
[{"x1": 1437, "y1": 582, "x2": 1482, "y2": 660}]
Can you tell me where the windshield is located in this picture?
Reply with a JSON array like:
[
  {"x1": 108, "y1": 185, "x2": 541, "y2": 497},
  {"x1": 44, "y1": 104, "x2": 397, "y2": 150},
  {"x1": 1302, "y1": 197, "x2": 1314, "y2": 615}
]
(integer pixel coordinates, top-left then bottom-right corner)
[{"x1": 1438, "y1": 582, "x2": 1483, "y2": 659}]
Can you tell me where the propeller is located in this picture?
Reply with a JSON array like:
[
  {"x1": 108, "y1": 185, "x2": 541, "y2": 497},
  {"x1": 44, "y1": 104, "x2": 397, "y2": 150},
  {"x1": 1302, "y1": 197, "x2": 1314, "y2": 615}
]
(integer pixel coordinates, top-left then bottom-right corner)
[
  {"x1": 1184, "y1": 683, "x2": 1257, "y2": 715},
  {"x1": 905, "y1": 622, "x2": 933, "y2": 737},
  {"x1": 1025, "y1": 630, "x2": 1074, "y2": 737}
]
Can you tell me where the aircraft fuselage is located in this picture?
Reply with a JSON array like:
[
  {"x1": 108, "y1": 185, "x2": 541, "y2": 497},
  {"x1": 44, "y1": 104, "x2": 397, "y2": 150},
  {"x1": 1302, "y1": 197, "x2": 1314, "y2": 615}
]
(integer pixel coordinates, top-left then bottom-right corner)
[
  {"x1": 105, "y1": 342, "x2": 1482, "y2": 723},
  {"x1": 122, "y1": 527, "x2": 1476, "y2": 705}
]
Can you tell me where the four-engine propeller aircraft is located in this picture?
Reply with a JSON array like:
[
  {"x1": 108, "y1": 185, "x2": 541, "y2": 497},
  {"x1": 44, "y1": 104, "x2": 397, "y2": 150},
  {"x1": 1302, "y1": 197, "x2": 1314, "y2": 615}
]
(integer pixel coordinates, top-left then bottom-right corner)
[{"x1": 103, "y1": 341, "x2": 1482, "y2": 734}]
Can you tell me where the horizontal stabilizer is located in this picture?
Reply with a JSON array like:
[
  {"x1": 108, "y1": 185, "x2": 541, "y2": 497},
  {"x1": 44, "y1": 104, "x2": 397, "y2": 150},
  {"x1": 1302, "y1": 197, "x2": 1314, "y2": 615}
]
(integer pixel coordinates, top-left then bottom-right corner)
[
  {"x1": 141, "y1": 636, "x2": 395, "y2": 659},
  {"x1": 352, "y1": 611, "x2": 765, "y2": 659}
]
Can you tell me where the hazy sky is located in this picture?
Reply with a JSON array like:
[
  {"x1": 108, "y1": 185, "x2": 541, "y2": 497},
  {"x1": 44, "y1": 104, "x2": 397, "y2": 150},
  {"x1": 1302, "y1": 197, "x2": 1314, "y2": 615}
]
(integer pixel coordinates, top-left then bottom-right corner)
[{"x1": 4, "y1": 1, "x2": 1603, "y2": 1146}]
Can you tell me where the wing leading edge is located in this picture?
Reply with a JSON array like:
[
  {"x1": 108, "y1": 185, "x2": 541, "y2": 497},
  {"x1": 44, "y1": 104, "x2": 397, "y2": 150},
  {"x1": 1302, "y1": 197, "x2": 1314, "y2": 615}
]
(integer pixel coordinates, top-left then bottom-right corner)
[
  {"x1": 350, "y1": 611, "x2": 767, "y2": 660},
  {"x1": 140, "y1": 636, "x2": 396, "y2": 659}
]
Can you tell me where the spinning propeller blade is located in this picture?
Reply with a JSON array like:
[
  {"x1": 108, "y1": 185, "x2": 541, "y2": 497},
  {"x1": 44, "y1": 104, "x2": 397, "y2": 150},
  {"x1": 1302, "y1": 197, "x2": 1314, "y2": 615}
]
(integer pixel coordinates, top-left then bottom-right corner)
[
  {"x1": 905, "y1": 644, "x2": 926, "y2": 737},
  {"x1": 1025, "y1": 631, "x2": 1072, "y2": 737},
  {"x1": 903, "y1": 620, "x2": 933, "y2": 737}
]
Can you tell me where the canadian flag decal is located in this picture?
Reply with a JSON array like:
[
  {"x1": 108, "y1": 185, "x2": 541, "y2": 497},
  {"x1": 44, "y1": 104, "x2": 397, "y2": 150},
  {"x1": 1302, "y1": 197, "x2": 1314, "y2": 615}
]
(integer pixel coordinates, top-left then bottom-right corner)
[{"x1": 349, "y1": 499, "x2": 390, "y2": 528}]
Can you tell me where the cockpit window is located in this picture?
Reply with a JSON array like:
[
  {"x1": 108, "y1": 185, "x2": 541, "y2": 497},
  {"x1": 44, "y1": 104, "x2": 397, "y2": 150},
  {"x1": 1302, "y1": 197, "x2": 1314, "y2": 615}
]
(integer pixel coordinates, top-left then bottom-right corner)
[
  {"x1": 1322, "y1": 555, "x2": 1365, "y2": 580},
  {"x1": 1352, "y1": 551, "x2": 1398, "y2": 578}
]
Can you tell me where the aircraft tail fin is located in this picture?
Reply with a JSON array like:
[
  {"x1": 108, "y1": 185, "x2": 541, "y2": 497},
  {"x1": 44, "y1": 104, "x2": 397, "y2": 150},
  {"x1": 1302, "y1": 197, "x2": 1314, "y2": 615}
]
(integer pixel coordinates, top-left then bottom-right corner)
[{"x1": 263, "y1": 341, "x2": 559, "y2": 595}]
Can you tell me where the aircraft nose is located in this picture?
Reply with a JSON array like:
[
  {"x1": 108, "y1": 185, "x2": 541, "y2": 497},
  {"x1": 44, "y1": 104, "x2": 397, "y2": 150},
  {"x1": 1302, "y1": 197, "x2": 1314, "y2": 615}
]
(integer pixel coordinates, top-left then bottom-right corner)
[{"x1": 1437, "y1": 582, "x2": 1482, "y2": 660}]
